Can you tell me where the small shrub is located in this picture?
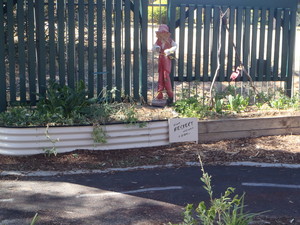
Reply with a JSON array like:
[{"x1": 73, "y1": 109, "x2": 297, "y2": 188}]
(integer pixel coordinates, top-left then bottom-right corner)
[
  {"x1": 36, "y1": 80, "x2": 93, "y2": 118},
  {"x1": 170, "y1": 155, "x2": 264, "y2": 225},
  {"x1": 226, "y1": 94, "x2": 249, "y2": 113}
]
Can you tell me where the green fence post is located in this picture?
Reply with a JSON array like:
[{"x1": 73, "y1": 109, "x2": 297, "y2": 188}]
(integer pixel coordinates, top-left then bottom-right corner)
[
  {"x1": 48, "y1": 0, "x2": 56, "y2": 81},
  {"x1": 133, "y1": 0, "x2": 140, "y2": 100},
  {"x1": 106, "y1": 0, "x2": 113, "y2": 98},
  {"x1": 57, "y1": 0, "x2": 66, "y2": 86},
  {"x1": 140, "y1": 0, "x2": 148, "y2": 102},
  {"x1": 115, "y1": 0, "x2": 122, "y2": 101},
  {"x1": 27, "y1": 0, "x2": 37, "y2": 105},
  {"x1": 7, "y1": 0, "x2": 16, "y2": 102},
  {"x1": 35, "y1": 0, "x2": 46, "y2": 96},
  {"x1": 17, "y1": 0, "x2": 26, "y2": 102},
  {"x1": 286, "y1": 8, "x2": 297, "y2": 97},
  {"x1": 0, "y1": 0, "x2": 6, "y2": 112},
  {"x1": 68, "y1": 0, "x2": 75, "y2": 89},
  {"x1": 187, "y1": 4, "x2": 195, "y2": 82},
  {"x1": 78, "y1": 0, "x2": 85, "y2": 83},
  {"x1": 97, "y1": 0, "x2": 104, "y2": 97},
  {"x1": 124, "y1": 0, "x2": 131, "y2": 97},
  {"x1": 88, "y1": 0, "x2": 95, "y2": 98}
]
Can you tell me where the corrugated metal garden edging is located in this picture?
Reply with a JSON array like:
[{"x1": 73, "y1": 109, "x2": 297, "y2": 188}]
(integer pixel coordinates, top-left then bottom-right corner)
[
  {"x1": 1, "y1": 116, "x2": 299, "y2": 156},
  {"x1": 0, "y1": 121, "x2": 169, "y2": 156}
]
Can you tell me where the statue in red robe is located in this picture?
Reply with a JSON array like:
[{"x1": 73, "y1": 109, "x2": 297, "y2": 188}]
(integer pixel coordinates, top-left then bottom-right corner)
[{"x1": 153, "y1": 24, "x2": 177, "y2": 102}]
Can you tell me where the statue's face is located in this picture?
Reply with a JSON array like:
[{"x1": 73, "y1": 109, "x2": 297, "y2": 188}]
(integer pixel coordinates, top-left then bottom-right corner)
[{"x1": 156, "y1": 32, "x2": 171, "y2": 42}]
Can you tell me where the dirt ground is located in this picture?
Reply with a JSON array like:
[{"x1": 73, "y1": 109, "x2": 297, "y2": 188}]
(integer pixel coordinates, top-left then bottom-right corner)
[{"x1": 0, "y1": 134, "x2": 299, "y2": 173}]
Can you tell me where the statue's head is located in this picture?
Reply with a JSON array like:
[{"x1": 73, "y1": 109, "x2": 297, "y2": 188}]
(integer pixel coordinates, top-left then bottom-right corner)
[{"x1": 156, "y1": 24, "x2": 171, "y2": 41}]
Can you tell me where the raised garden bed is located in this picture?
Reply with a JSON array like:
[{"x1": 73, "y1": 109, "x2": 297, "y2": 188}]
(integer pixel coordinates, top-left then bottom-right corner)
[{"x1": 1, "y1": 115, "x2": 299, "y2": 156}]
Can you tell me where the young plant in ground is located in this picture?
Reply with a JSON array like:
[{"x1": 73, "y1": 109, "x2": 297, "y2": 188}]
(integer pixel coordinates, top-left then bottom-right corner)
[
  {"x1": 43, "y1": 124, "x2": 59, "y2": 157},
  {"x1": 269, "y1": 92, "x2": 300, "y2": 110},
  {"x1": 36, "y1": 80, "x2": 94, "y2": 119},
  {"x1": 174, "y1": 96, "x2": 211, "y2": 118},
  {"x1": 170, "y1": 154, "x2": 262, "y2": 225},
  {"x1": 92, "y1": 125, "x2": 107, "y2": 144},
  {"x1": 226, "y1": 94, "x2": 249, "y2": 113}
]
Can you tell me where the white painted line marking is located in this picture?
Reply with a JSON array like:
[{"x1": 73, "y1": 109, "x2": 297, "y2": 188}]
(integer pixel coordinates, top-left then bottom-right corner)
[
  {"x1": 0, "y1": 198, "x2": 14, "y2": 202},
  {"x1": 229, "y1": 162, "x2": 300, "y2": 169},
  {"x1": 76, "y1": 186, "x2": 183, "y2": 198},
  {"x1": 242, "y1": 182, "x2": 300, "y2": 189}
]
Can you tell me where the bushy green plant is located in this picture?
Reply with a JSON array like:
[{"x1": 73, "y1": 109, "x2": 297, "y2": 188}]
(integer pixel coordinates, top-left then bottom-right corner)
[
  {"x1": 226, "y1": 94, "x2": 249, "y2": 113},
  {"x1": 36, "y1": 80, "x2": 94, "y2": 118},
  {"x1": 269, "y1": 92, "x2": 300, "y2": 110},
  {"x1": 174, "y1": 96, "x2": 210, "y2": 118},
  {"x1": 170, "y1": 155, "x2": 263, "y2": 225}
]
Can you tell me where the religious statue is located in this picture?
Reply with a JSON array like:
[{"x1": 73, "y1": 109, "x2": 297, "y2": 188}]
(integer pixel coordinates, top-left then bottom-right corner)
[{"x1": 152, "y1": 24, "x2": 177, "y2": 106}]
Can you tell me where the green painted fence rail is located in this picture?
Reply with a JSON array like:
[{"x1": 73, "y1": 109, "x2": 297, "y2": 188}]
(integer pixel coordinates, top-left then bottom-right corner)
[
  {"x1": 0, "y1": 0, "x2": 148, "y2": 112},
  {"x1": 168, "y1": 0, "x2": 298, "y2": 96}
]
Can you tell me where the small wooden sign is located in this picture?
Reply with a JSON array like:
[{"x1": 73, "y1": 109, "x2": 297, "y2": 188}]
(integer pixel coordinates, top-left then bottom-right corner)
[{"x1": 169, "y1": 118, "x2": 198, "y2": 143}]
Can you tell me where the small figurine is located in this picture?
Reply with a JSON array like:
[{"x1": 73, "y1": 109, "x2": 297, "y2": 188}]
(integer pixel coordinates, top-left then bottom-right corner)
[{"x1": 153, "y1": 24, "x2": 177, "y2": 103}]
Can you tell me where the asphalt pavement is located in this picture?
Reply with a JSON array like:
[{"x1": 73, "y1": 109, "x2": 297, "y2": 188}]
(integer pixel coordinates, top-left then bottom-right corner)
[{"x1": 1, "y1": 165, "x2": 300, "y2": 225}]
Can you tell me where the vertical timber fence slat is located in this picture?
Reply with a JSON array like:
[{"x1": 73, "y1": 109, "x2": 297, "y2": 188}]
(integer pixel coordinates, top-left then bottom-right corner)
[
  {"x1": 96, "y1": 0, "x2": 104, "y2": 97},
  {"x1": 17, "y1": 0, "x2": 26, "y2": 102},
  {"x1": 67, "y1": 0, "x2": 75, "y2": 89},
  {"x1": 226, "y1": 6, "x2": 234, "y2": 81},
  {"x1": 258, "y1": 8, "x2": 266, "y2": 81},
  {"x1": 0, "y1": 0, "x2": 5, "y2": 111},
  {"x1": 124, "y1": 0, "x2": 131, "y2": 97},
  {"x1": 287, "y1": 8, "x2": 297, "y2": 96},
  {"x1": 195, "y1": 5, "x2": 202, "y2": 81},
  {"x1": 115, "y1": 0, "x2": 122, "y2": 102},
  {"x1": 281, "y1": 9, "x2": 290, "y2": 85},
  {"x1": 250, "y1": 8, "x2": 258, "y2": 80},
  {"x1": 7, "y1": 0, "x2": 16, "y2": 102},
  {"x1": 106, "y1": 0, "x2": 113, "y2": 97},
  {"x1": 57, "y1": 0, "x2": 66, "y2": 86},
  {"x1": 235, "y1": 7, "x2": 242, "y2": 77},
  {"x1": 35, "y1": 0, "x2": 46, "y2": 96},
  {"x1": 211, "y1": 6, "x2": 219, "y2": 79},
  {"x1": 88, "y1": 0, "x2": 94, "y2": 98},
  {"x1": 48, "y1": 0, "x2": 56, "y2": 81},
  {"x1": 219, "y1": 6, "x2": 226, "y2": 82},
  {"x1": 187, "y1": 4, "x2": 194, "y2": 82},
  {"x1": 203, "y1": 5, "x2": 211, "y2": 81},
  {"x1": 266, "y1": 8, "x2": 274, "y2": 81},
  {"x1": 133, "y1": 0, "x2": 140, "y2": 99},
  {"x1": 243, "y1": 7, "x2": 251, "y2": 82},
  {"x1": 27, "y1": 0, "x2": 37, "y2": 105},
  {"x1": 178, "y1": 5, "x2": 185, "y2": 81},
  {"x1": 140, "y1": 0, "x2": 148, "y2": 102},
  {"x1": 78, "y1": 0, "x2": 85, "y2": 82}
]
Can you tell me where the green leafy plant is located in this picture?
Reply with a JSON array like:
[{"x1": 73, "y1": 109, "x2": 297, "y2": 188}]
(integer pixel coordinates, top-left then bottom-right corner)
[
  {"x1": 92, "y1": 125, "x2": 107, "y2": 144},
  {"x1": 174, "y1": 96, "x2": 210, "y2": 118},
  {"x1": 30, "y1": 213, "x2": 39, "y2": 225},
  {"x1": 269, "y1": 92, "x2": 300, "y2": 110},
  {"x1": 43, "y1": 125, "x2": 59, "y2": 157},
  {"x1": 170, "y1": 154, "x2": 264, "y2": 225},
  {"x1": 36, "y1": 80, "x2": 93, "y2": 118},
  {"x1": 226, "y1": 94, "x2": 249, "y2": 113}
]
